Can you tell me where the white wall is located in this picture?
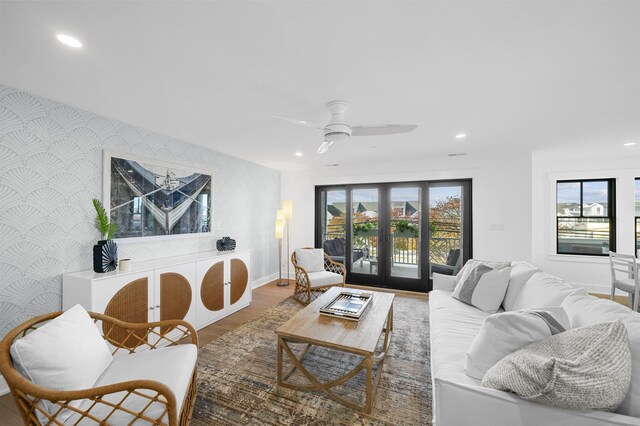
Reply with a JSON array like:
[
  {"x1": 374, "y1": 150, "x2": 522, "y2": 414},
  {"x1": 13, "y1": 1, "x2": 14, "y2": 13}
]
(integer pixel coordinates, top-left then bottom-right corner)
[
  {"x1": 532, "y1": 150, "x2": 640, "y2": 293},
  {"x1": 281, "y1": 151, "x2": 533, "y2": 274}
]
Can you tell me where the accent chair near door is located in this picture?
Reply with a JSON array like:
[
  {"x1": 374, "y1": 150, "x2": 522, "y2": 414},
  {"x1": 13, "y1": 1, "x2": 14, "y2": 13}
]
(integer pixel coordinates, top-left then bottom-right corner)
[{"x1": 291, "y1": 248, "x2": 346, "y2": 305}]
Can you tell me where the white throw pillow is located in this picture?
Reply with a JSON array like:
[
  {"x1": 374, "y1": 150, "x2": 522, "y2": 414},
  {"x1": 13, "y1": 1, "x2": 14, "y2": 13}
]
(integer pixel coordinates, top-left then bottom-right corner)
[
  {"x1": 562, "y1": 291, "x2": 640, "y2": 417},
  {"x1": 503, "y1": 261, "x2": 539, "y2": 311},
  {"x1": 456, "y1": 259, "x2": 511, "y2": 285},
  {"x1": 10, "y1": 304, "x2": 113, "y2": 421},
  {"x1": 482, "y1": 321, "x2": 632, "y2": 412},
  {"x1": 295, "y1": 248, "x2": 325, "y2": 272},
  {"x1": 466, "y1": 306, "x2": 569, "y2": 380},
  {"x1": 452, "y1": 264, "x2": 511, "y2": 313},
  {"x1": 509, "y1": 272, "x2": 575, "y2": 311}
]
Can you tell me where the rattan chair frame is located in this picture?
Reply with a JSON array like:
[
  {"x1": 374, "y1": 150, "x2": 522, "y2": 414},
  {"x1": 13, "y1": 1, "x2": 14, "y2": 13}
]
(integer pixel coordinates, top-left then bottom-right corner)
[
  {"x1": 0, "y1": 311, "x2": 199, "y2": 426},
  {"x1": 291, "y1": 248, "x2": 346, "y2": 305}
]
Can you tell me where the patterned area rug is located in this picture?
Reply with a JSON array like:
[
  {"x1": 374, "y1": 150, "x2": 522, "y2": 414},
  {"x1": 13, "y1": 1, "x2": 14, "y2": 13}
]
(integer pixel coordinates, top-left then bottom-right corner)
[{"x1": 192, "y1": 296, "x2": 431, "y2": 425}]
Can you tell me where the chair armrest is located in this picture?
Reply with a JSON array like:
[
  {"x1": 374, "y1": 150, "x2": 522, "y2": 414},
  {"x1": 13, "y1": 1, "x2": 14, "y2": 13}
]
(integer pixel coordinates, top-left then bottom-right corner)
[
  {"x1": 91, "y1": 312, "x2": 198, "y2": 354},
  {"x1": 324, "y1": 256, "x2": 346, "y2": 278},
  {"x1": 432, "y1": 273, "x2": 457, "y2": 292}
]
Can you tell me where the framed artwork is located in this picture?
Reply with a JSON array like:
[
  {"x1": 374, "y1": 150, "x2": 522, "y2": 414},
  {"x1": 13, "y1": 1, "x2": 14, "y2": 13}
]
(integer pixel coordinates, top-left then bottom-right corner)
[{"x1": 103, "y1": 151, "x2": 213, "y2": 240}]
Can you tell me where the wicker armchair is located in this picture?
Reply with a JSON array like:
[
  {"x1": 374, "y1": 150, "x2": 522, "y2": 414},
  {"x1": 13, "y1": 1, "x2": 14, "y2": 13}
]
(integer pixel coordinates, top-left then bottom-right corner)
[
  {"x1": 291, "y1": 248, "x2": 346, "y2": 305},
  {"x1": 0, "y1": 311, "x2": 198, "y2": 426}
]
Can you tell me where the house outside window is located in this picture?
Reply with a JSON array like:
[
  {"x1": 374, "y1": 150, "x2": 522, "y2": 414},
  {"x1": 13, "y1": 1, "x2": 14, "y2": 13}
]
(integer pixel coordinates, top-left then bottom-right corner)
[{"x1": 556, "y1": 179, "x2": 615, "y2": 256}]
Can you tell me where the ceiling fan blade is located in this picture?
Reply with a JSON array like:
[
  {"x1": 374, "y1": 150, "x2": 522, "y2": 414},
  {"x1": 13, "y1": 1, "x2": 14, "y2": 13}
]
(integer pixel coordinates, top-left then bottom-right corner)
[
  {"x1": 317, "y1": 141, "x2": 335, "y2": 154},
  {"x1": 272, "y1": 115, "x2": 322, "y2": 129},
  {"x1": 351, "y1": 124, "x2": 418, "y2": 136}
]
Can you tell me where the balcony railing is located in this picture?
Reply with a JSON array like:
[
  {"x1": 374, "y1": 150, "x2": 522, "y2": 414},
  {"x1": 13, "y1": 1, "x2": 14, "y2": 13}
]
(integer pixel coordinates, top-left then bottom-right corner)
[{"x1": 321, "y1": 232, "x2": 461, "y2": 266}]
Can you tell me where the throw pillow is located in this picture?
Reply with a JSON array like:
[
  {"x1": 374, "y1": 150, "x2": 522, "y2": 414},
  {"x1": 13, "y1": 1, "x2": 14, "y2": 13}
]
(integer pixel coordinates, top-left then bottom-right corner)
[
  {"x1": 502, "y1": 261, "x2": 539, "y2": 311},
  {"x1": 295, "y1": 248, "x2": 325, "y2": 272},
  {"x1": 10, "y1": 304, "x2": 113, "y2": 422},
  {"x1": 482, "y1": 321, "x2": 632, "y2": 412},
  {"x1": 452, "y1": 263, "x2": 511, "y2": 313},
  {"x1": 456, "y1": 259, "x2": 512, "y2": 285},
  {"x1": 465, "y1": 307, "x2": 569, "y2": 380},
  {"x1": 509, "y1": 272, "x2": 576, "y2": 311}
]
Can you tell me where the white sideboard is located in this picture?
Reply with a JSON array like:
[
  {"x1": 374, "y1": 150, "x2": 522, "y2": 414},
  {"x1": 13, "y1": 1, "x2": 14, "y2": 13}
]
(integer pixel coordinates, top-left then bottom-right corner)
[{"x1": 62, "y1": 250, "x2": 252, "y2": 339}]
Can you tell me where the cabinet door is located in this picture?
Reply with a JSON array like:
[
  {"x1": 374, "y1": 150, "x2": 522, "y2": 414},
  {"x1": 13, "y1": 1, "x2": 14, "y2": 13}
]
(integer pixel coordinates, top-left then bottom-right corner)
[
  {"x1": 154, "y1": 263, "x2": 196, "y2": 341},
  {"x1": 93, "y1": 272, "x2": 154, "y2": 350},
  {"x1": 228, "y1": 252, "x2": 251, "y2": 308},
  {"x1": 196, "y1": 257, "x2": 227, "y2": 327}
]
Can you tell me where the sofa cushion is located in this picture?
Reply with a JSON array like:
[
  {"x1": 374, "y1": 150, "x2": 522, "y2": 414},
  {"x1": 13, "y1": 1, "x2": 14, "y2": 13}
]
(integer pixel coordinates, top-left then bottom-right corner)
[
  {"x1": 452, "y1": 264, "x2": 511, "y2": 313},
  {"x1": 509, "y1": 272, "x2": 575, "y2": 311},
  {"x1": 503, "y1": 261, "x2": 539, "y2": 311},
  {"x1": 307, "y1": 270, "x2": 343, "y2": 288},
  {"x1": 482, "y1": 321, "x2": 632, "y2": 412},
  {"x1": 295, "y1": 248, "x2": 325, "y2": 272},
  {"x1": 562, "y1": 292, "x2": 640, "y2": 417},
  {"x1": 68, "y1": 344, "x2": 198, "y2": 425},
  {"x1": 465, "y1": 307, "x2": 569, "y2": 380},
  {"x1": 10, "y1": 304, "x2": 112, "y2": 422}
]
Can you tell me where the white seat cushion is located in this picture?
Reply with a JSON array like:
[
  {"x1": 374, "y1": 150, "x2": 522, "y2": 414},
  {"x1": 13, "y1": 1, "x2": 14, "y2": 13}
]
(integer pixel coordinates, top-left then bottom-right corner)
[
  {"x1": 295, "y1": 248, "x2": 325, "y2": 272},
  {"x1": 68, "y1": 344, "x2": 197, "y2": 425},
  {"x1": 614, "y1": 278, "x2": 637, "y2": 293},
  {"x1": 306, "y1": 270, "x2": 343, "y2": 288},
  {"x1": 10, "y1": 304, "x2": 113, "y2": 423}
]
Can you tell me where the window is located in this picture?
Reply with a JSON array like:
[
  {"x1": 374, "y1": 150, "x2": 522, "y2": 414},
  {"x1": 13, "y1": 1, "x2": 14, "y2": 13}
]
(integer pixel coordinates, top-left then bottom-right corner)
[
  {"x1": 635, "y1": 178, "x2": 640, "y2": 255},
  {"x1": 556, "y1": 179, "x2": 615, "y2": 255}
]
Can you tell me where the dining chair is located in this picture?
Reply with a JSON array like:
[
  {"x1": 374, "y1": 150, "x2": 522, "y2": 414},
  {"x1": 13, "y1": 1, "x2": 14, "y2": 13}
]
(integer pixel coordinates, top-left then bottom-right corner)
[{"x1": 609, "y1": 251, "x2": 640, "y2": 311}]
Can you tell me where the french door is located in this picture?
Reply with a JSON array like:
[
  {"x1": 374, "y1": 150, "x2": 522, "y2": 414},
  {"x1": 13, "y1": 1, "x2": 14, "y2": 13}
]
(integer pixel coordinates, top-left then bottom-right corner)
[{"x1": 316, "y1": 180, "x2": 472, "y2": 292}]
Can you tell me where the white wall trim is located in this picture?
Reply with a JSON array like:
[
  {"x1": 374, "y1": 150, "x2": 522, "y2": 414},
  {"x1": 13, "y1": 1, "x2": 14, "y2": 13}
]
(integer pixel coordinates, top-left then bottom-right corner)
[{"x1": 252, "y1": 272, "x2": 279, "y2": 289}]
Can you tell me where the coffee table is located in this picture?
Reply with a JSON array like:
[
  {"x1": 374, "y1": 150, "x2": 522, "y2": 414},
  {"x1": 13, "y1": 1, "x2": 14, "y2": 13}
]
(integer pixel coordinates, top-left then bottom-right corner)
[{"x1": 275, "y1": 287, "x2": 394, "y2": 413}]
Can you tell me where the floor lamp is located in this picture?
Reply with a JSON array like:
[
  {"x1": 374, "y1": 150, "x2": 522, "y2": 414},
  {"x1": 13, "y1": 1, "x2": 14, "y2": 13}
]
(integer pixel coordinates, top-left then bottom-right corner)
[
  {"x1": 275, "y1": 211, "x2": 287, "y2": 286},
  {"x1": 282, "y1": 200, "x2": 293, "y2": 286}
]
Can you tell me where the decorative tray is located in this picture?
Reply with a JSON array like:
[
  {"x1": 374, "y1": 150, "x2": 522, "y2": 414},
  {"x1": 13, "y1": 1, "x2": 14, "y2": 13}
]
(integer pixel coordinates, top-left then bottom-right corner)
[{"x1": 319, "y1": 291, "x2": 374, "y2": 321}]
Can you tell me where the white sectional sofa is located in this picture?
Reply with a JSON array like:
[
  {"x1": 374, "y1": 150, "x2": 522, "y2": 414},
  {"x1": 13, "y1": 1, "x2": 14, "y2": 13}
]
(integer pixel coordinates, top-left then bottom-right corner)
[{"x1": 430, "y1": 260, "x2": 640, "y2": 426}]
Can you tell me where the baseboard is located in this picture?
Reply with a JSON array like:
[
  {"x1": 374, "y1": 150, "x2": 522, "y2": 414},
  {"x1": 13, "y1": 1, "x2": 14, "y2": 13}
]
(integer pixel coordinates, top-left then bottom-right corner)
[
  {"x1": 0, "y1": 376, "x2": 8, "y2": 396},
  {"x1": 252, "y1": 273, "x2": 279, "y2": 289}
]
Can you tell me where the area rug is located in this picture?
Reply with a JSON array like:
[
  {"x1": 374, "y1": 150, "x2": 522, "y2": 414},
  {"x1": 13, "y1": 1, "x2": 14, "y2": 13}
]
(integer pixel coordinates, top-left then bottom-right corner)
[{"x1": 192, "y1": 296, "x2": 431, "y2": 425}]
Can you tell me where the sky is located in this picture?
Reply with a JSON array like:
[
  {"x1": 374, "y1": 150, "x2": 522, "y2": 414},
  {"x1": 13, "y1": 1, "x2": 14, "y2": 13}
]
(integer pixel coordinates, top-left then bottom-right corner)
[{"x1": 557, "y1": 181, "x2": 609, "y2": 204}]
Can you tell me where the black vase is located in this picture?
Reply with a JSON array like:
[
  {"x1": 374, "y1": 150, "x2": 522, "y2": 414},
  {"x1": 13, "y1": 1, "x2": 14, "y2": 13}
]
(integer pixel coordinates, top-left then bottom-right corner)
[
  {"x1": 93, "y1": 240, "x2": 118, "y2": 273},
  {"x1": 216, "y1": 236, "x2": 236, "y2": 251}
]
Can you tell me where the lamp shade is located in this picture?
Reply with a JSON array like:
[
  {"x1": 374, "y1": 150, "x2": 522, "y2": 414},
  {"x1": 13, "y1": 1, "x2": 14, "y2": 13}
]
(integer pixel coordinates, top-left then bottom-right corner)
[
  {"x1": 275, "y1": 218, "x2": 284, "y2": 239},
  {"x1": 283, "y1": 200, "x2": 293, "y2": 220},
  {"x1": 276, "y1": 209, "x2": 284, "y2": 221}
]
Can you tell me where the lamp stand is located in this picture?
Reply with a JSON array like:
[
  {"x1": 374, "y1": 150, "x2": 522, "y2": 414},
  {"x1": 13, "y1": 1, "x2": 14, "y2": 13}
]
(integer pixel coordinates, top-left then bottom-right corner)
[
  {"x1": 277, "y1": 218, "x2": 290, "y2": 286},
  {"x1": 277, "y1": 238, "x2": 288, "y2": 286}
]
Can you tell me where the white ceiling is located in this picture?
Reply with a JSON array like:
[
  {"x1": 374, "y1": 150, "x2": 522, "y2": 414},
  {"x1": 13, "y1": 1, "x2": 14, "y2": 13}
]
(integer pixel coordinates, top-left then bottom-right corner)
[{"x1": 1, "y1": 1, "x2": 639, "y2": 171}]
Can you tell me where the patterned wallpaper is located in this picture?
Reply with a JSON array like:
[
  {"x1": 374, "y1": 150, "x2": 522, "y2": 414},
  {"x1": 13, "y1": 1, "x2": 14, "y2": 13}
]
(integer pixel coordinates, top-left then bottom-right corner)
[{"x1": 0, "y1": 85, "x2": 280, "y2": 337}]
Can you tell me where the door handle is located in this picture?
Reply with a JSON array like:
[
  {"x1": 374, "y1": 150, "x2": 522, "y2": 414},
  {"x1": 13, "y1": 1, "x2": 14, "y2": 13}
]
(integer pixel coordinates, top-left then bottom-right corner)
[{"x1": 149, "y1": 306, "x2": 155, "y2": 310}]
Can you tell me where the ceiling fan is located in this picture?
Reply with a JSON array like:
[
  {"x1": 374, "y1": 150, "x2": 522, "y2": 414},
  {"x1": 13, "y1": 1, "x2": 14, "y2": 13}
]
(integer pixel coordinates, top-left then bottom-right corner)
[{"x1": 274, "y1": 100, "x2": 418, "y2": 154}]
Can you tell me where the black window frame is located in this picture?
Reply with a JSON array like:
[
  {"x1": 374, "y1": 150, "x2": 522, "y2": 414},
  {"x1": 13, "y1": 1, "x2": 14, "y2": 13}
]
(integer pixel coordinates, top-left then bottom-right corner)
[
  {"x1": 633, "y1": 178, "x2": 640, "y2": 257},
  {"x1": 556, "y1": 178, "x2": 616, "y2": 256}
]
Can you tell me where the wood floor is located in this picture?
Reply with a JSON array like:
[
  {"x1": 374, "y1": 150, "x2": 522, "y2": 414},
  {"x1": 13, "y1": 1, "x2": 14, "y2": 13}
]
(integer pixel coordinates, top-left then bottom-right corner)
[{"x1": 0, "y1": 281, "x2": 427, "y2": 425}]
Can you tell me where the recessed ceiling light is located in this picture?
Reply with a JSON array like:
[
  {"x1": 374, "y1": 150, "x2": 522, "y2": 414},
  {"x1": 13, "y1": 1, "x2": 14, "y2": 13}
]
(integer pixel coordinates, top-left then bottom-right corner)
[
  {"x1": 455, "y1": 133, "x2": 467, "y2": 139},
  {"x1": 624, "y1": 142, "x2": 637, "y2": 146},
  {"x1": 448, "y1": 153, "x2": 467, "y2": 157},
  {"x1": 294, "y1": 152, "x2": 303, "y2": 157},
  {"x1": 56, "y1": 34, "x2": 82, "y2": 48}
]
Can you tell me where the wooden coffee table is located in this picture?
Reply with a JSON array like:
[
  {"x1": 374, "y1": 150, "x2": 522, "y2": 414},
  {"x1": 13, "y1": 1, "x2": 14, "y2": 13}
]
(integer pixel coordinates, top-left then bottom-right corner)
[{"x1": 275, "y1": 287, "x2": 394, "y2": 413}]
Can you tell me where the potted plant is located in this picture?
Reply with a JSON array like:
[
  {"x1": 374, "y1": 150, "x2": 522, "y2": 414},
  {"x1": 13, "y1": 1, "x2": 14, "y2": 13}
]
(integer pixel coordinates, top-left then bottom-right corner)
[
  {"x1": 92, "y1": 198, "x2": 119, "y2": 273},
  {"x1": 353, "y1": 221, "x2": 377, "y2": 237},
  {"x1": 394, "y1": 220, "x2": 419, "y2": 238}
]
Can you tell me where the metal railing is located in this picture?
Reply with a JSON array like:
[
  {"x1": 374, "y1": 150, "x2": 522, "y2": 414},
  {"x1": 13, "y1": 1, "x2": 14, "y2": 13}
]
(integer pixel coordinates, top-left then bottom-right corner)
[{"x1": 321, "y1": 232, "x2": 461, "y2": 266}]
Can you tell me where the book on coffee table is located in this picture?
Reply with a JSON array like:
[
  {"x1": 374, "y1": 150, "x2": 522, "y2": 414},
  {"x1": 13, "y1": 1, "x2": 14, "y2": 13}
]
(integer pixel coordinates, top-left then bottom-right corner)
[{"x1": 319, "y1": 291, "x2": 374, "y2": 321}]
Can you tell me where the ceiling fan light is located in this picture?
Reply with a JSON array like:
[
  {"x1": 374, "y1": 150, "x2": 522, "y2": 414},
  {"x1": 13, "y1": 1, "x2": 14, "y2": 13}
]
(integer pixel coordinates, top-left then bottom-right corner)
[
  {"x1": 317, "y1": 141, "x2": 335, "y2": 154},
  {"x1": 324, "y1": 131, "x2": 350, "y2": 144}
]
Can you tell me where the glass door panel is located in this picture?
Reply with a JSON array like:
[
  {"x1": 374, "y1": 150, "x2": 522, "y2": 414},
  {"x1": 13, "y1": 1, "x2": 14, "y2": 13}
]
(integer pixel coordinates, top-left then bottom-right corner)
[
  {"x1": 318, "y1": 189, "x2": 347, "y2": 263},
  {"x1": 351, "y1": 188, "x2": 379, "y2": 276},
  {"x1": 429, "y1": 185, "x2": 463, "y2": 277},
  {"x1": 389, "y1": 187, "x2": 421, "y2": 279}
]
